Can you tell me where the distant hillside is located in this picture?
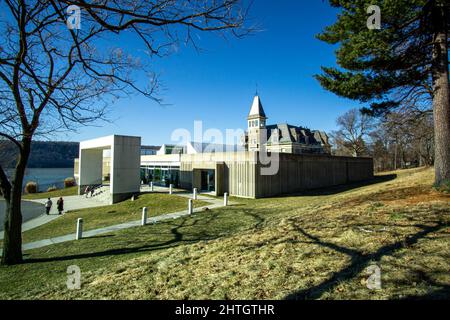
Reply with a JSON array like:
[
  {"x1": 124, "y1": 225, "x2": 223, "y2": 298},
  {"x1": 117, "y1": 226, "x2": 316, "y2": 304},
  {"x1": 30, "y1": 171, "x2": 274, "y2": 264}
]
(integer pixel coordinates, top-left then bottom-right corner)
[{"x1": 0, "y1": 140, "x2": 79, "y2": 168}]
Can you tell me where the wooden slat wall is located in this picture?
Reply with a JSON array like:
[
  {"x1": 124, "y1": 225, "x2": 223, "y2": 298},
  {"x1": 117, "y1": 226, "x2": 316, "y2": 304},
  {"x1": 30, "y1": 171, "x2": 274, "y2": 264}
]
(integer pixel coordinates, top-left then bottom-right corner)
[
  {"x1": 179, "y1": 152, "x2": 373, "y2": 199},
  {"x1": 255, "y1": 153, "x2": 373, "y2": 198}
]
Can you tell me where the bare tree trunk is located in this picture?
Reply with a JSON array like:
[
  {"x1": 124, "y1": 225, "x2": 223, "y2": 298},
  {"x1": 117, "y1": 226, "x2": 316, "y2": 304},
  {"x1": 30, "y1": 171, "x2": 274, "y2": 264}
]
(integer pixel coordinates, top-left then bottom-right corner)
[
  {"x1": 432, "y1": 6, "x2": 450, "y2": 187},
  {"x1": 1, "y1": 138, "x2": 30, "y2": 265},
  {"x1": 394, "y1": 143, "x2": 398, "y2": 170}
]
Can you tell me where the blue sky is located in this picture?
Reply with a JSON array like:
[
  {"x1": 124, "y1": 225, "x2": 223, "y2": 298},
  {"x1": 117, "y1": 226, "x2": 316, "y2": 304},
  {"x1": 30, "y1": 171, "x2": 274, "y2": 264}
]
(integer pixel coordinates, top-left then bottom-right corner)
[{"x1": 60, "y1": 1, "x2": 363, "y2": 146}]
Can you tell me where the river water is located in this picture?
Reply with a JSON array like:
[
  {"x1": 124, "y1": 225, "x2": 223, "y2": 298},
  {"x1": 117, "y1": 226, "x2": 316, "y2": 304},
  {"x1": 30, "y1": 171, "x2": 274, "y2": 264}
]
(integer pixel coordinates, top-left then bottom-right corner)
[{"x1": 5, "y1": 168, "x2": 75, "y2": 192}]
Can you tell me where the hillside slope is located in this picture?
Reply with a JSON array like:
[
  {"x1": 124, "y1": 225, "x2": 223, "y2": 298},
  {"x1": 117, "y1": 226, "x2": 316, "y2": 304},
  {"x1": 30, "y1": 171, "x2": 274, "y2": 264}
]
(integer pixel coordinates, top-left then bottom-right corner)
[
  {"x1": 0, "y1": 140, "x2": 79, "y2": 168},
  {"x1": 0, "y1": 167, "x2": 448, "y2": 299}
]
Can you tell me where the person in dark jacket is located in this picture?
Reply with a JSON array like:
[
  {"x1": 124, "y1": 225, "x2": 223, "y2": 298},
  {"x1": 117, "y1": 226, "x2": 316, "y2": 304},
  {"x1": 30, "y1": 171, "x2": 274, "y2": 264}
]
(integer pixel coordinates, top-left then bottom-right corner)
[
  {"x1": 57, "y1": 197, "x2": 64, "y2": 215},
  {"x1": 45, "y1": 198, "x2": 52, "y2": 215}
]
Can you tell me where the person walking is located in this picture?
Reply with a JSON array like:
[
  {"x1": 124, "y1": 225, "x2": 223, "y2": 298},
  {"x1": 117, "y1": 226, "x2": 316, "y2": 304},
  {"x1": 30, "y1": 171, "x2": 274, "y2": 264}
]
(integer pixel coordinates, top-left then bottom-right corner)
[
  {"x1": 85, "y1": 186, "x2": 90, "y2": 198},
  {"x1": 57, "y1": 197, "x2": 64, "y2": 215},
  {"x1": 45, "y1": 198, "x2": 53, "y2": 215}
]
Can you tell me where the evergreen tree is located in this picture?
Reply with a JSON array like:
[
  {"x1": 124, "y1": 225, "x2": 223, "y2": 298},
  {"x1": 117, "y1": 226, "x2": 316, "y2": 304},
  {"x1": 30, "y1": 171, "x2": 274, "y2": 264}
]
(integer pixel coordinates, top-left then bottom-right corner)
[{"x1": 317, "y1": 0, "x2": 449, "y2": 186}]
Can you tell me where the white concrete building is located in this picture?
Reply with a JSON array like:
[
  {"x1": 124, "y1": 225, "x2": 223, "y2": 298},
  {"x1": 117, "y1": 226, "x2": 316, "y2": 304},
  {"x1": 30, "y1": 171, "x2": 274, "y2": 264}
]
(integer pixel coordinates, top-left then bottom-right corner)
[
  {"x1": 78, "y1": 135, "x2": 141, "y2": 204},
  {"x1": 75, "y1": 95, "x2": 372, "y2": 201}
]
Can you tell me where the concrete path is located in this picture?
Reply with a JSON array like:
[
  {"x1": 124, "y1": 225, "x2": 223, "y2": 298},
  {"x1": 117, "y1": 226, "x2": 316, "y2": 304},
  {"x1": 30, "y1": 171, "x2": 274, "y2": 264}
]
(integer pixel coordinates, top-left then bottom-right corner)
[
  {"x1": 0, "y1": 200, "x2": 44, "y2": 232},
  {"x1": 0, "y1": 195, "x2": 110, "y2": 240},
  {"x1": 0, "y1": 192, "x2": 229, "y2": 255}
]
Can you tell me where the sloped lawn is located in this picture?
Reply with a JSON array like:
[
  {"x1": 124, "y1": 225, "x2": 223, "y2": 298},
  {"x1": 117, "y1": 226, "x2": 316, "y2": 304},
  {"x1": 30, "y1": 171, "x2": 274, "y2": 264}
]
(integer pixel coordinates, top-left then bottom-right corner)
[{"x1": 0, "y1": 167, "x2": 449, "y2": 300}]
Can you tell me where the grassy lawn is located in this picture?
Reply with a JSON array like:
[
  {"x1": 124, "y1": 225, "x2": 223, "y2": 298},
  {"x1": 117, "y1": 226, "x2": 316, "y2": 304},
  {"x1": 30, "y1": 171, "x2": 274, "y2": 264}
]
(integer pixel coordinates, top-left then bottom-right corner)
[
  {"x1": 22, "y1": 186, "x2": 78, "y2": 200},
  {"x1": 0, "y1": 167, "x2": 449, "y2": 300},
  {"x1": 19, "y1": 193, "x2": 209, "y2": 244}
]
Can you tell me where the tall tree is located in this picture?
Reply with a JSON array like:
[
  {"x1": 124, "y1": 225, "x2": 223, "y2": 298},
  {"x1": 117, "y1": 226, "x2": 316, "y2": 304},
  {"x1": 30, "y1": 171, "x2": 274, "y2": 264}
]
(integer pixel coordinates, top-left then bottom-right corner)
[
  {"x1": 316, "y1": 0, "x2": 449, "y2": 186},
  {"x1": 330, "y1": 108, "x2": 374, "y2": 157},
  {"x1": 383, "y1": 110, "x2": 435, "y2": 167},
  {"x1": 0, "y1": 0, "x2": 251, "y2": 265}
]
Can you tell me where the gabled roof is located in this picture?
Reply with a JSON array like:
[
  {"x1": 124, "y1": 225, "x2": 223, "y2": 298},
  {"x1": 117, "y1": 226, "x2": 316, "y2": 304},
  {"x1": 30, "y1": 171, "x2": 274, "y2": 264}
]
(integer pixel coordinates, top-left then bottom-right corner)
[
  {"x1": 248, "y1": 95, "x2": 267, "y2": 119},
  {"x1": 265, "y1": 124, "x2": 326, "y2": 145},
  {"x1": 312, "y1": 130, "x2": 330, "y2": 145},
  {"x1": 266, "y1": 124, "x2": 296, "y2": 143}
]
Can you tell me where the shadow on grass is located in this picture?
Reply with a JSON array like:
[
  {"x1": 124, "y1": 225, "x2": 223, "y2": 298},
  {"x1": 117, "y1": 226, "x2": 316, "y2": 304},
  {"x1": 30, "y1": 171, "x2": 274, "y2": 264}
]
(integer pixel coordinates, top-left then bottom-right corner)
[
  {"x1": 23, "y1": 226, "x2": 206, "y2": 264},
  {"x1": 401, "y1": 284, "x2": 450, "y2": 299},
  {"x1": 272, "y1": 174, "x2": 397, "y2": 198},
  {"x1": 398, "y1": 269, "x2": 450, "y2": 300},
  {"x1": 88, "y1": 235, "x2": 115, "y2": 240},
  {"x1": 22, "y1": 208, "x2": 268, "y2": 265},
  {"x1": 284, "y1": 221, "x2": 447, "y2": 300}
]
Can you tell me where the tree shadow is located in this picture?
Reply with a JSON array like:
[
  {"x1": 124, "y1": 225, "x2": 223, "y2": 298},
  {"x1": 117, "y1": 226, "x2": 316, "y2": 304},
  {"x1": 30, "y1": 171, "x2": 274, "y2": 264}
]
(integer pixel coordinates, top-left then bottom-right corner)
[
  {"x1": 401, "y1": 286, "x2": 450, "y2": 300},
  {"x1": 87, "y1": 235, "x2": 115, "y2": 240},
  {"x1": 22, "y1": 208, "x2": 268, "y2": 264},
  {"x1": 284, "y1": 221, "x2": 446, "y2": 300},
  {"x1": 272, "y1": 174, "x2": 397, "y2": 198},
  {"x1": 23, "y1": 220, "x2": 207, "y2": 264},
  {"x1": 399, "y1": 269, "x2": 450, "y2": 300}
]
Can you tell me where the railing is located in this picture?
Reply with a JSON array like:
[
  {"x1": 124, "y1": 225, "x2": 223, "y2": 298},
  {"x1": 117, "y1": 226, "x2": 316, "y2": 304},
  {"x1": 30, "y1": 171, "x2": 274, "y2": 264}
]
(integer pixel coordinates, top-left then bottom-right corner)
[{"x1": 82, "y1": 184, "x2": 108, "y2": 198}]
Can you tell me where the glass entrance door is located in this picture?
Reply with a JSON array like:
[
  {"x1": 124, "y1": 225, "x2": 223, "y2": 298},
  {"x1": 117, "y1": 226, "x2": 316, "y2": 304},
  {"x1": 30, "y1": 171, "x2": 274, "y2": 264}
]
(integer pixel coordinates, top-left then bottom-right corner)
[{"x1": 200, "y1": 170, "x2": 215, "y2": 192}]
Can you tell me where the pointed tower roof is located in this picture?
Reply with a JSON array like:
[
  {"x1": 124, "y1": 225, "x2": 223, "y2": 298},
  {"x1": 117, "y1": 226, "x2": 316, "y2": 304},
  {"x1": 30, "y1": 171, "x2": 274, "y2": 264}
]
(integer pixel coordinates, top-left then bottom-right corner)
[{"x1": 248, "y1": 95, "x2": 267, "y2": 119}]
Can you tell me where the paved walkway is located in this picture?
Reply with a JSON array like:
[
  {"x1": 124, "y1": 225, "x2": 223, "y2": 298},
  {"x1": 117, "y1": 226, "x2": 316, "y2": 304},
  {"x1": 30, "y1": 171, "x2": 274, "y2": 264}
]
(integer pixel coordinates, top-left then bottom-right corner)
[
  {"x1": 0, "y1": 194, "x2": 110, "y2": 240},
  {"x1": 0, "y1": 192, "x2": 228, "y2": 255},
  {"x1": 0, "y1": 200, "x2": 44, "y2": 232}
]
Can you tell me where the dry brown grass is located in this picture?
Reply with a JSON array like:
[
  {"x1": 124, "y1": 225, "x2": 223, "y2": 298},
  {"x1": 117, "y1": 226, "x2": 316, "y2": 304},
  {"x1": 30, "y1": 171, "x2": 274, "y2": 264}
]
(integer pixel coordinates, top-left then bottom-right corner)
[{"x1": 1, "y1": 167, "x2": 448, "y2": 300}]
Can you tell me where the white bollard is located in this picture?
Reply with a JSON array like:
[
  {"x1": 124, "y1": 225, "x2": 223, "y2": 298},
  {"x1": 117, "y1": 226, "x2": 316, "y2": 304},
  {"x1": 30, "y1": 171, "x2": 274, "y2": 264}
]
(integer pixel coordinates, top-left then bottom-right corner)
[
  {"x1": 150, "y1": 182, "x2": 154, "y2": 192},
  {"x1": 188, "y1": 199, "x2": 193, "y2": 215},
  {"x1": 76, "y1": 218, "x2": 83, "y2": 240},
  {"x1": 224, "y1": 192, "x2": 229, "y2": 207},
  {"x1": 141, "y1": 207, "x2": 148, "y2": 226},
  {"x1": 169, "y1": 184, "x2": 173, "y2": 195},
  {"x1": 193, "y1": 188, "x2": 198, "y2": 200}
]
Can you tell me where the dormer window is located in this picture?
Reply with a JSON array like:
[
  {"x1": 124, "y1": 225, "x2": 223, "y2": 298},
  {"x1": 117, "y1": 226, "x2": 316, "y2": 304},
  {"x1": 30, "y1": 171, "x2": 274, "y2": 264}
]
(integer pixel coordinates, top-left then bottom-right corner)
[{"x1": 272, "y1": 129, "x2": 280, "y2": 142}]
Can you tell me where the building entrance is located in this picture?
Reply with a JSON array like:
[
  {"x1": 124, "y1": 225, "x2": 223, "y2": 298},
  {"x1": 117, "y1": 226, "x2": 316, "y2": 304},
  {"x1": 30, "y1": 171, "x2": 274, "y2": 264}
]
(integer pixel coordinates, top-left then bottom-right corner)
[{"x1": 200, "y1": 170, "x2": 215, "y2": 192}]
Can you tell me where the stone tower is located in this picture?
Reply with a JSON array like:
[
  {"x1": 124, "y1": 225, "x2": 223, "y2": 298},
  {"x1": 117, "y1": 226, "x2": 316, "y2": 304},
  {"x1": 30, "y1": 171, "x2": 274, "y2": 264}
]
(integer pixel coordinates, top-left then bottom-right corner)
[{"x1": 247, "y1": 95, "x2": 267, "y2": 151}]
